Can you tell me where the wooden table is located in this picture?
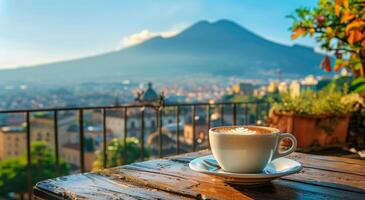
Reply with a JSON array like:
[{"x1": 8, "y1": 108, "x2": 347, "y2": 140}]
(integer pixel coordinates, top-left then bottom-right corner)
[{"x1": 33, "y1": 150, "x2": 365, "y2": 200}]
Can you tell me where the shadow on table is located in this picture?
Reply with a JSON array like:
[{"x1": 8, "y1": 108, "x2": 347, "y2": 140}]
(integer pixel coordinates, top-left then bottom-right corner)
[{"x1": 230, "y1": 179, "x2": 365, "y2": 200}]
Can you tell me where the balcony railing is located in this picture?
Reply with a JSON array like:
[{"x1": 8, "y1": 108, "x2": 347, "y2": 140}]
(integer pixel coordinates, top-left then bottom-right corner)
[{"x1": 0, "y1": 100, "x2": 270, "y2": 198}]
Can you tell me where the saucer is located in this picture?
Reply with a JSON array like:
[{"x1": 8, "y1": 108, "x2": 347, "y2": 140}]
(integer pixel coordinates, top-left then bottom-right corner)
[{"x1": 189, "y1": 155, "x2": 302, "y2": 185}]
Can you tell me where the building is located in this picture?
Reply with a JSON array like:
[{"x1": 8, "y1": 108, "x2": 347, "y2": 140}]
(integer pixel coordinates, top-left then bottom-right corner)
[
  {"x1": 253, "y1": 86, "x2": 267, "y2": 97},
  {"x1": 289, "y1": 81, "x2": 301, "y2": 98},
  {"x1": 105, "y1": 109, "x2": 176, "y2": 138},
  {"x1": 0, "y1": 111, "x2": 76, "y2": 161},
  {"x1": 233, "y1": 83, "x2": 254, "y2": 96},
  {"x1": 147, "y1": 128, "x2": 179, "y2": 156},
  {"x1": 139, "y1": 82, "x2": 159, "y2": 103},
  {"x1": 31, "y1": 112, "x2": 77, "y2": 147},
  {"x1": 267, "y1": 81, "x2": 279, "y2": 93},
  {"x1": 61, "y1": 143, "x2": 96, "y2": 172},
  {"x1": 105, "y1": 82, "x2": 175, "y2": 137},
  {"x1": 31, "y1": 113, "x2": 55, "y2": 146},
  {"x1": 147, "y1": 122, "x2": 187, "y2": 156},
  {"x1": 300, "y1": 75, "x2": 318, "y2": 91},
  {"x1": 278, "y1": 82, "x2": 288, "y2": 93},
  {"x1": 0, "y1": 126, "x2": 26, "y2": 160},
  {"x1": 62, "y1": 124, "x2": 114, "y2": 152},
  {"x1": 183, "y1": 116, "x2": 208, "y2": 146}
]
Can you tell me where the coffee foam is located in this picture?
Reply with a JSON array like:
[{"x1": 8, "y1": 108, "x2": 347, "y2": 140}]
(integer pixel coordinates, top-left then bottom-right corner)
[{"x1": 225, "y1": 127, "x2": 257, "y2": 135}]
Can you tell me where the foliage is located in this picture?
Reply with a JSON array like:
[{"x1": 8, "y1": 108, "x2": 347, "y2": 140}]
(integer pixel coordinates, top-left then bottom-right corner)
[
  {"x1": 350, "y1": 76, "x2": 365, "y2": 93},
  {"x1": 93, "y1": 137, "x2": 150, "y2": 170},
  {"x1": 320, "y1": 75, "x2": 365, "y2": 93},
  {"x1": 289, "y1": 0, "x2": 365, "y2": 77},
  {"x1": 0, "y1": 141, "x2": 70, "y2": 197},
  {"x1": 84, "y1": 137, "x2": 95, "y2": 152},
  {"x1": 271, "y1": 87, "x2": 364, "y2": 116},
  {"x1": 225, "y1": 94, "x2": 258, "y2": 103}
]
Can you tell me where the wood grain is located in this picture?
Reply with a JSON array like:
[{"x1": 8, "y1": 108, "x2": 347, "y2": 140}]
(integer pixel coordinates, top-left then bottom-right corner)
[{"x1": 33, "y1": 150, "x2": 365, "y2": 200}]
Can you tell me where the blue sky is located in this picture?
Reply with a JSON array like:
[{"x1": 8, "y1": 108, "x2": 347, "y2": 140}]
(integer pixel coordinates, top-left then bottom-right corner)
[{"x1": 0, "y1": 0, "x2": 318, "y2": 69}]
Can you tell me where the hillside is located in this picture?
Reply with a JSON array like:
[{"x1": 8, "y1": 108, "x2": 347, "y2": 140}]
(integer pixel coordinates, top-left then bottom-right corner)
[{"x1": 0, "y1": 19, "x2": 325, "y2": 84}]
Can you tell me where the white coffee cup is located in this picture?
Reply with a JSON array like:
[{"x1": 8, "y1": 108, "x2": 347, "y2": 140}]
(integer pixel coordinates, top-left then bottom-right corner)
[{"x1": 209, "y1": 125, "x2": 297, "y2": 173}]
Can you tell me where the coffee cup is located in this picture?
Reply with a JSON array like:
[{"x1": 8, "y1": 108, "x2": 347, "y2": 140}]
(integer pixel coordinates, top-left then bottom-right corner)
[{"x1": 209, "y1": 125, "x2": 297, "y2": 173}]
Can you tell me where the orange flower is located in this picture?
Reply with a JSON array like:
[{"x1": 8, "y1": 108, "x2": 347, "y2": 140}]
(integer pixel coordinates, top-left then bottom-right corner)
[
  {"x1": 335, "y1": 4, "x2": 341, "y2": 16},
  {"x1": 346, "y1": 20, "x2": 365, "y2": 33},
  {"x1": 334, "y1": 0, "x2": 350, "y2": 15},
  {"x1": 334, "y1": 59, "x2": 348, "y2": 72},
  {"x1": 343, "y1": 0, "x2": 349, "y2": 9},
  {"x1": 291, "y1": 28, "x2": 306, "y2": 40},
  {"x1": 348, "y1": 30, "x2": 364, "y2": 44},
  {"x1": 341, "y1": 11, "x2": 355, "y2": 23},
  {"x1": 334, "y1": 64, "x2": 341, "y2": 72}
]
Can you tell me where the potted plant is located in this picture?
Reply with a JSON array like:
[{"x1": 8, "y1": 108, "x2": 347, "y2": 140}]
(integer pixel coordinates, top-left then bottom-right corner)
[{"x1": 269, "y1": 87, "x2": 363, "y2": 149}]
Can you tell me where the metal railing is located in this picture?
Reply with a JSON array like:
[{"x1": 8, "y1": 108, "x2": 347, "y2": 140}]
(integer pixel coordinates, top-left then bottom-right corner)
[{"x1": 0, "y1": 100, "x2": 270, "y2": 198}]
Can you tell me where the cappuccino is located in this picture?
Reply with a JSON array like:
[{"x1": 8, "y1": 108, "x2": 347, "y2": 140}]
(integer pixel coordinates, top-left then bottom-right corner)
[
  {"x1": 225, "y1": 127, "x2": 256, "y2": 135},
  {"x1": 213, "y1": 126, "x2": 276, "y2": 135},
  {"x1": 209, "y1": 125, "x2": 297, "y2": 173}
]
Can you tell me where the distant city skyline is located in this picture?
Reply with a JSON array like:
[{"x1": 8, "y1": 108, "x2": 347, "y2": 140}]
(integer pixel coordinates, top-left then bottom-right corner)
[{"x1": 0, "y1": 0, "x2": 317, "y2": 69}]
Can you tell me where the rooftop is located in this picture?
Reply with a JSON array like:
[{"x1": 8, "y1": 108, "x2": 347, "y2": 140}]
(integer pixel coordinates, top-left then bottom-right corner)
[{"x1": 0, "y1": 126, "x2": 25, "y2": 133}]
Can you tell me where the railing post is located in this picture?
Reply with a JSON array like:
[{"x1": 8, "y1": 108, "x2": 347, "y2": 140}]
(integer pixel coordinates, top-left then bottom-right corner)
[
  {"x1": 158, "y1": 107, "x2": 163, "y2": 158},
  {"x1": 266, "y1": 102, "x2": 270, "y2": 125},
  {"x1": 79, "y1": 109, "x2": 85, "y2": 172},
  {"x1": 176, "y1": 106, "x2": 180, "y2": 155},
  {"x1": 123, "y1": 108, "x2": 128, "y2": 164},
  {"x1": 26, "y1": 111, "x2": 32, "y2": 199},
  {"x1": 244, "y1": 103, "x2": 248, "y2": 125},
  {"x1": 54, "y1": 110, "x2": 60, "y2": 176},
  {"x1": 102, "y1": 108, "x2": 107, "y2": 168},
  {"x1": 233, "y1": 103, "x2": 237, "y2": 125},
  {"x1": 220, "y1": 104, "x2": 224, "y2": 126},
  {"x1": 255, "y1": 101, "x2": 260, "y2": 124},
  {"x1": 140, "y1": 107, "x2": 145, "y2": 161},
  {"x1": 207, "y1": 104, "x2": 211, "y2": 149},
  {"x1": 192, "y1": 105, "x2": 196, "y2": 152}
]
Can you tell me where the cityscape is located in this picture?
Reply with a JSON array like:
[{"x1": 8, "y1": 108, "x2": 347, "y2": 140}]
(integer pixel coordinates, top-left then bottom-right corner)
[
  {"x1": 0, "y1": 70, "x2": 351, "y2": 171},
  {"x1": 0, "y1": 0, "x2": 364, "y2": 199}
]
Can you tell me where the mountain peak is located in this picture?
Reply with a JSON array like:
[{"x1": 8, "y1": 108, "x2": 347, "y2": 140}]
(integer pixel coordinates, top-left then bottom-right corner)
[
  {"x1": 188, "y1": 19, "x2": 243, "y2": 30},
  {"x1": 213, "y1": 19, "x2": 241, "y2": 27},
  {"x1": 175, "y1": 19, "x2": 264, "y2": 43}
]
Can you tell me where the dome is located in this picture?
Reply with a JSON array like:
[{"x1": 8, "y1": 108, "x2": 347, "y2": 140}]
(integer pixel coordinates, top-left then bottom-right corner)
[{"x1": 142, "y1": 82, "x2": 158, "y2": 103}]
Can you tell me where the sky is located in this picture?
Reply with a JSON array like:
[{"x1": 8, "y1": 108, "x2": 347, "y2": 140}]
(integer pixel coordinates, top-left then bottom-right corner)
[{"x1": 0, "y1": 0, "x2": 318, "y2": 69}]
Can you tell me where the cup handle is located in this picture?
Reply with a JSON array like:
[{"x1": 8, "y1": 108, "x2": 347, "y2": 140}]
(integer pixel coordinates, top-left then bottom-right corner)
[{"x1": 273, "y1": 133, "x2": 297, "y2": 160}]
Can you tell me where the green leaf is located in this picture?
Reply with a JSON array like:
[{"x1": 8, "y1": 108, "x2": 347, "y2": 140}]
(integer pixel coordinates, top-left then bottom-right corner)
[
  {"x1": 350, "y1": 77, "x2": 365, "y2": 92},
  {"x1": 351, "y1": 84, "x2": 365, "y2": 93},
  {"x1": 351, "y1": 77, "x2": 365, "y2": 85},
  {"x1": 354, "y1": 62, "x2": 362, "y2": 70}
]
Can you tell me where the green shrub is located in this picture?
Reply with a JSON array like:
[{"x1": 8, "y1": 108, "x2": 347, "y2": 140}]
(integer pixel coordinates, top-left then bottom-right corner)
[{"x1": 271, "y1": 87, "x2": 364, "y2": 116}]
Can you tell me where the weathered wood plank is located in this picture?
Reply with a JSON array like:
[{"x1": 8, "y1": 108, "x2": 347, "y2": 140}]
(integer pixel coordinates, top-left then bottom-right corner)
[
  {"x1": 287, "y1": 153, "x2": 365, "y2": 176},
  {"x1": 34, "y1": 173, "x2": 193, "y2": 200},
  {"x1": 237, "y1": 179, "x2": 365, "y2": 200},
  {"x1": 169, "y1": 150, "x2": 365, "y2": 176},
  {"x1": 168, "y1": 151, "x2": 365, "y2": 192},
  {"x1": 283, "y1": 167, "x2": 365, "y2": 192},
  {"x1": 108, "y1": 157, "x2": 365, "y2": 199},
  {"x1": 107, "y1": 165, "x2": 250, "y2": 199}
]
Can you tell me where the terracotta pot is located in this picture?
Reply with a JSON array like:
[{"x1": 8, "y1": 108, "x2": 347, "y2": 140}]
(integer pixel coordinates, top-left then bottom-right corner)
[{"x1": 269, "y1": 112, "x2": 350, "y2": 149}]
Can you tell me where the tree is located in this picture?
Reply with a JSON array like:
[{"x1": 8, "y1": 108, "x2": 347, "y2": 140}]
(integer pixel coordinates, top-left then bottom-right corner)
[
  {"x1": 289, "y1": 0, "x2": 365, "y2": 77},
  {"x1": 93, "y1": 137, "x2": 150, "y2": 170},
  {"x1": 0, "y1": 142, "x2": 70, "y2": 198},
  {"x1": 84, "y1": 137, "x2": 95, "y2": 152}
]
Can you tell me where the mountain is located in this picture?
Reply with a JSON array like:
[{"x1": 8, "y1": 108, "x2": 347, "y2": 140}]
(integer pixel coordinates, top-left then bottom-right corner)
[{"x1": 0, "y1": 19, "x2": 325, "y2": 84}]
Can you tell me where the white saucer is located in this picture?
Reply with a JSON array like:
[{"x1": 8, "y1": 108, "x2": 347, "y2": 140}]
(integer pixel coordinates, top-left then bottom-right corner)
[{"x1": 189, "y1": 155, "x2": 302, "y2": 185}]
